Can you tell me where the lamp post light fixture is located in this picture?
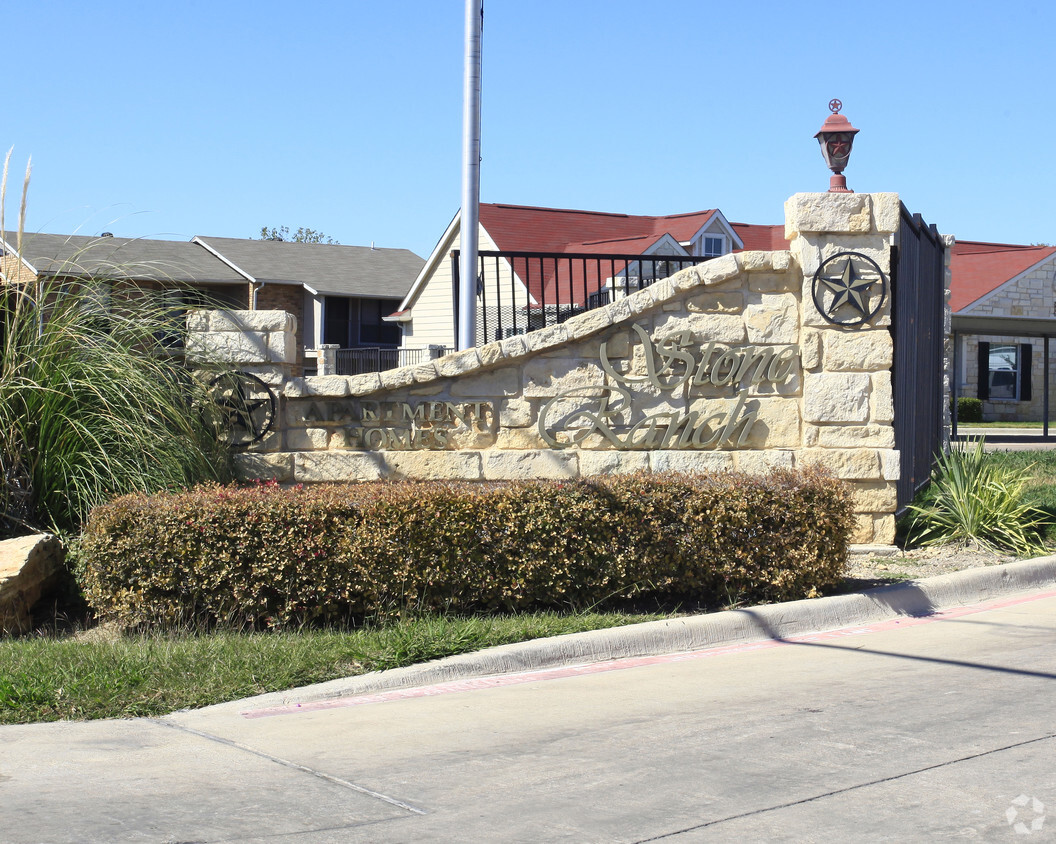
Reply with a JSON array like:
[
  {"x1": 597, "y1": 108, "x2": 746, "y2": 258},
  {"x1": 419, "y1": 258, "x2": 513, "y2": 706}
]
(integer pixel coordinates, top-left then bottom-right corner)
[{"x1": 814, "y1": 99, "x2": 859, "y2": 193}]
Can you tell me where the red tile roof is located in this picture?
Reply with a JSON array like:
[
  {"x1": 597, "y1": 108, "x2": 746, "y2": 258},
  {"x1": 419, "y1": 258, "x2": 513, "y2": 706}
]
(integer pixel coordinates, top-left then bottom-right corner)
[
  {"x1": 732, "y1": 222, "x2": 790, "y2": 252},
  {"x1": 950, "y1": 240, "x2": 1056, "y2": 312},
  {"x1": 478, "y1": 204, "x2": 721, "y2": 254}
]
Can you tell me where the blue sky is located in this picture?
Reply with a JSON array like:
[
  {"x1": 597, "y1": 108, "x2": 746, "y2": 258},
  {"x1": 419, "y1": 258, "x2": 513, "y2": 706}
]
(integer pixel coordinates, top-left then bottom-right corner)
[{"x1": 3, "y1": 1, "x2": 1052, "y2": 258}]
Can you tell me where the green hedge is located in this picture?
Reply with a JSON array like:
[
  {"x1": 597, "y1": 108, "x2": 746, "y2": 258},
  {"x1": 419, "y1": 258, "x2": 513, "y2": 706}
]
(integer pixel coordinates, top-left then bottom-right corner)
[
  {"x1": 956, "y1": 396, "x2": 983, "y2": 423},
  {"x1": 79, "y1": 470, "x2": 854, "y2": 629}
]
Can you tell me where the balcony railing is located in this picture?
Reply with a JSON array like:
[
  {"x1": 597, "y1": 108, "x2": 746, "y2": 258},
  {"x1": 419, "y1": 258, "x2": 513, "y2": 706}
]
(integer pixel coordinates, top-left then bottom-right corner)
[
  {"x1": 334, "y1": 345, "x2": 452, "y2": 376},
  {"x1": 452, "y1": 250, "x2": 714, "y2": 346}
]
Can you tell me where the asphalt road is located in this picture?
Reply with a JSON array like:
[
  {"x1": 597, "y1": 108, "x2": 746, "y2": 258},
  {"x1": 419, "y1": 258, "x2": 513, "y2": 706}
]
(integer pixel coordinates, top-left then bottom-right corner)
[{"x1": 3, "y1": 589, "x2": 1056, "y2": 843}]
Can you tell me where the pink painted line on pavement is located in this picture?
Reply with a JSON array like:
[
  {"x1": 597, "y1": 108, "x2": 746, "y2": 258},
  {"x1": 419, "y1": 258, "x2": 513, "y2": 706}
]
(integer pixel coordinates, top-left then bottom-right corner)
[{"x1": 241, "y1": 587, "x2": 1056, "y2": 720}]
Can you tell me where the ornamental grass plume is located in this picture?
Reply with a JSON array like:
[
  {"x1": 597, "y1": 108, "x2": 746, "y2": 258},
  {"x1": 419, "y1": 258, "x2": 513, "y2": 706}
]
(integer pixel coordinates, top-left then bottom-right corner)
[
  {"x1": 905, "y1": 437, "x2": 1048, "y2": 556},
  {"x1": 0, "y1": 149, "x2": 232, "y2": 537}
]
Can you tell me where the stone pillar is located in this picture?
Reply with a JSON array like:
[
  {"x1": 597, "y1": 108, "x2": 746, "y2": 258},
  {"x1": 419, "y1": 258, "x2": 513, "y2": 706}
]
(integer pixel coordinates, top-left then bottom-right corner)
[
  {"x1": 185, "y1": 310, "x2": 298, "y2": 457},
  {"x1": 785, "y1": 192, "x2": 901, "y2": 545},
  {"x1": 185, "y1": 309, "x2": 298, "y2": 385},
  {"x1": 317, "y1": 344, "x2": 340, "y2": 376}
]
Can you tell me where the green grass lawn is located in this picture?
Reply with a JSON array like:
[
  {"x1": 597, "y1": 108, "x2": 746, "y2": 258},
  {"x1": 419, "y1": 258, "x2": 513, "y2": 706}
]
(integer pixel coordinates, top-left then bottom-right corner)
[
  {"x1": 988, "y1": 450, "x2": 1056, "y2": 516},
  {"x1": 957, "y1": 421, "x2": 1050, "y2": 428},
  {"x1": 0, "y1": 611, "x2": 672, "y2": 725}
]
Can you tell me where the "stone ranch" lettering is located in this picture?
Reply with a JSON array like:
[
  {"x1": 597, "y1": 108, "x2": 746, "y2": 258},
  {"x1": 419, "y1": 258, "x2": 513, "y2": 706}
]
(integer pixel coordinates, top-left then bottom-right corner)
[
  {"x1": 540, "y1": 326, "x2": 800, "y2": 451},
  {"x1": 601, "y1": 324, "x2": 798, "y2": 392}
]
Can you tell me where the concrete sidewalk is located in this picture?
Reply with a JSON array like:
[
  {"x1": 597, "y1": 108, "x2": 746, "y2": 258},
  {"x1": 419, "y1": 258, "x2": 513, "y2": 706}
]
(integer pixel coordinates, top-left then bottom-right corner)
[
  {"x1": 3, "y1": 558, "x2": 1056, "y2": 843},
  {"x1": 208, "y1": 554, "x2": 1056, "y2": 718}
]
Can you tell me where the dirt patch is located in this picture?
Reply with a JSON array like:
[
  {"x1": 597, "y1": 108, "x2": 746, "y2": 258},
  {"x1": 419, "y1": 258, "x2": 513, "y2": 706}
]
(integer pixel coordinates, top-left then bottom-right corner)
[
  {"x1": 70, "y1": 620, "x2": 124, "y2": 643},
  {"x1": 842, "y1": 544, "x2": 1019, "y2": 592}
]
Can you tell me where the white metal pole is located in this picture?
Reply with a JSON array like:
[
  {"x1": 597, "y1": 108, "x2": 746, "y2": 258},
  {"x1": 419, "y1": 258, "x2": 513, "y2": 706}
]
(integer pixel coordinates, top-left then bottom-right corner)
[{"x1": 458, "y1": 0, "x2": 482, "y2": 350}]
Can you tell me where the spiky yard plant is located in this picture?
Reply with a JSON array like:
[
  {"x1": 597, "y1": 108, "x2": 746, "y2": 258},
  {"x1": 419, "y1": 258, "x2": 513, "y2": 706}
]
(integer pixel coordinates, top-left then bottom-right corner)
[
  {"x1": 0, "y1": 155, "x2": 232, "y2": 537},
  {"x1": 905, "y1": 437, "x2": 1049, "y2": 556}
]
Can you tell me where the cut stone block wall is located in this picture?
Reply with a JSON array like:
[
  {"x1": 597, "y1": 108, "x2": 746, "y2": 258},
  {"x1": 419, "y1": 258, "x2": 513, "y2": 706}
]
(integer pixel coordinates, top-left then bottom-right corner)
[
  {"x1": 190, "y1": 193, "x2": 907, "y2": 545},
  {"x1": 186, "y1": 309, "x2": 298, "y2": 387},
  {"x1": 255, "y1": 283, "x2": 305, "y2": 375}
]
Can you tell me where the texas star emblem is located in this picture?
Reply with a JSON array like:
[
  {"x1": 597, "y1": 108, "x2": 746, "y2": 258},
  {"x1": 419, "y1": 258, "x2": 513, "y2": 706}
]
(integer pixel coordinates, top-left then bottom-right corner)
[{"x1": 811, "y1": 251, "x2": 888, "y2": 327}]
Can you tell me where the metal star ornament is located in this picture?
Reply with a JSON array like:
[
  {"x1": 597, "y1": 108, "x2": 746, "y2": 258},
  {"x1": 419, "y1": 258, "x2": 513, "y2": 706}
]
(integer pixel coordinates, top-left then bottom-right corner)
[
  {"x1": 207, "y1": 371, "x2": 277, "y2": 447},
  {"x1": 820, "y1": 258, "x2": 875, "y2": 316},
  {"x1": 810, "y1": 252, "x2": 888, "y2": 327}
]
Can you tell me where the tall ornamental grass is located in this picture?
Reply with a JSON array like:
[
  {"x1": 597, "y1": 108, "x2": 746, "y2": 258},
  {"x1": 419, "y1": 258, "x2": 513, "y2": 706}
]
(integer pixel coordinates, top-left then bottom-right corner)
[{"x1": 1, "y1": 153, "x2": 232, "y2": 537}]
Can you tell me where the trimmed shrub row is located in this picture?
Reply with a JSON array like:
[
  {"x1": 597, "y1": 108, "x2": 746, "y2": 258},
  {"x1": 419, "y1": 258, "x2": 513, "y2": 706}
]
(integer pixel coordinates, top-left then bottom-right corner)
[{"x1": 78, "y1": 470, "x2": 854, "y2": 629}]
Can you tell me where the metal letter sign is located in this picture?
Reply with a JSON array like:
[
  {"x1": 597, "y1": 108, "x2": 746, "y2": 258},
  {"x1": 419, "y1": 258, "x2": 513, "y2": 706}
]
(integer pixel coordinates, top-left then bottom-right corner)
[{"x1": 811, "y1": 251, "x2": 888, "y2": 327}]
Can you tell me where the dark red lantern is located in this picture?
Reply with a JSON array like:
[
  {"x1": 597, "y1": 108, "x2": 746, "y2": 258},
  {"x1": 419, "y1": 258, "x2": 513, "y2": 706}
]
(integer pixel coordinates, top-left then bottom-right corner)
[{"x1": 814, "y1": 99, "x2": 860, "y2": 193}]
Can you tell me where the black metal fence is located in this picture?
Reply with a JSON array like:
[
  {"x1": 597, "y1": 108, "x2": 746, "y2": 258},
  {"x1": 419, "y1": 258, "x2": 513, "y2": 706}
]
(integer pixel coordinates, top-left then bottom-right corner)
[
  {"x1": 453, "y1": 250, "x2": 713, "y2": 346},
  {"x1": 335, "y1": 346, "x2": 451, "y2": 376},
  {"x1": 892, "y1": 204, "x2": 946, "y2": 513}
]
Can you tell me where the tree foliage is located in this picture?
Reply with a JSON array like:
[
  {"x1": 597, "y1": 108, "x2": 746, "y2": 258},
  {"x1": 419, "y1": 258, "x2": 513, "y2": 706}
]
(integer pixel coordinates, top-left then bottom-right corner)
[{"x1": 258, "y1": 226, "x2": 338, "y2": 244}]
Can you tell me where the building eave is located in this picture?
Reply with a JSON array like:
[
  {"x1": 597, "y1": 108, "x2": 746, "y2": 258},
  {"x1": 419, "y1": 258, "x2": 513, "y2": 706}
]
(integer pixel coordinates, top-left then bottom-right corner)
[
  {"x1": 952, "y1": 313, "x2": 1056, "y2": 337},
  {"x1": 0, "y1": 235, "x2": 39, "y2": 277},
  {"x1": 397, "y1": 209, "x2": 461, "y2": 313}
]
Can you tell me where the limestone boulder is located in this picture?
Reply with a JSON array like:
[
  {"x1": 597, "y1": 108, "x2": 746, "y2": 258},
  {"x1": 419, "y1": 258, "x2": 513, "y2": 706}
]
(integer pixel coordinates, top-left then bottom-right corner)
[{"x1": 0, "y1": 534, "x2": 64, "y2": 634}]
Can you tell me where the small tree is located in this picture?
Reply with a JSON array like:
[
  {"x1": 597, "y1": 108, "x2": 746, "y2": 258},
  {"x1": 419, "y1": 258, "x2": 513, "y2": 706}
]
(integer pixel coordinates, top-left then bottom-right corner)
[{"x1": 258, "y1": 226, "x2": 338, "y2": 244}]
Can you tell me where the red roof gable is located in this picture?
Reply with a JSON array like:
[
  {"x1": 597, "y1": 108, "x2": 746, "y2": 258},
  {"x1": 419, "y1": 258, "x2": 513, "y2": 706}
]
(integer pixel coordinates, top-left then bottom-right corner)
[
  {"x1": 950, "y1": 240, "x2": 1056, "y2": 312},
  {"x1": 479, "y1": 202, "x2": 790, "y2": 254}
]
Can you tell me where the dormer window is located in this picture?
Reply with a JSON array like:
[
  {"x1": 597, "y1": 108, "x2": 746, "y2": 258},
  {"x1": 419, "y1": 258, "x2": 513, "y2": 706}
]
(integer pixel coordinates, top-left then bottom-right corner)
[{"x1": 687, "y1": 212, "x2": 742, "y2": 259}]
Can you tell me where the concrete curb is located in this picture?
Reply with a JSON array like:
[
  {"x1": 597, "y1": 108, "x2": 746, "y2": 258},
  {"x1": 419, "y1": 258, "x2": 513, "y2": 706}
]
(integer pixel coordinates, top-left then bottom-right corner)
[{"x1": 199, "y1": 556, "x2": 1056, "y2": 718}]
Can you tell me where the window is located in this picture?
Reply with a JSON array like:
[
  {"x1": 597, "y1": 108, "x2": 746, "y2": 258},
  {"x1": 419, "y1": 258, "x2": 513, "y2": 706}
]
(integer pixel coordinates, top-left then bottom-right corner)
[
  {"x1": 323, "y1": 297, "x2": 353, "y2": 347},
  {"x1": 323, "y1": 297, "x2": 401, "y2": 347},
  {"x1": 702, "y1": 236, "x2": 725, "y2": 257},
  {"x1": 358, "y1": 298, "x2": 401, "y2": 346},
  {"x1": 988, "y1": 344, "x2": 1018, "y2": 400},
  {"x1": 80, "y1": 279, "x2": 113, "y2": 318},
  {"x1": 977, "y1": 341, "x2": 1032, "y2": 402}
]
